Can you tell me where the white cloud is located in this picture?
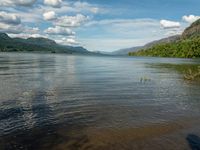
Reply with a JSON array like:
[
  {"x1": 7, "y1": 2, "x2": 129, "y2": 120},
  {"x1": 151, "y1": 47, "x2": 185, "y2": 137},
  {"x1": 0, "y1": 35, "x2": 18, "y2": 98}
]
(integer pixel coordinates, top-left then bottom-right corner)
[
  {"x1": 86, "y1": 18, "x2": 159, "y2": 27},
  {"x1": 43, "y1": 11, "x2": 56, "y2": 21},
  {"x1": 182, "y1": 15, "x2": 200, "y2": 23},
  {"x1": 44, "y1": 0, "x2": 62, "y2": 8},
  {"x1": 65, "y1": 38, "x2": 76, "y2": 44},
  {"x1": 0, "y1": 10, "x2": 39, "y2": 34},
  {"x1": 6, "y1": 1, "x2": 101, "y2": 23},
  {"x1": 55, "y1": 14, "x2": 89, "y2": 27},
  {"x1": 0, "y1": 0, "x2": 36, "y2": 6},
  {"x1": 0, "y1": 23, "x2": 21, "y2": 34},
  {"x1": 15, "y1": 0, "x2": 36, "y2": 6},
  {"x1": 57, "y1": 37, "x2": 79, "y2": 45},
  {"x1": 35, "y1": 1, "x2": 102, "y2": 15},
  {"x1": 26, "y1": 27, "x2": 39, "y2": 34},
  {"x1": 0, "y1": 11, "x2": 21, "y2": 25},
  {"x1": 44, "y1": 26, "x2": 75, "y2": 35},
  {"x1": 164, "y1": 29, "x2": 183, "y2": 36},
  {"x1": 73, "y1": 2, "x2": 99, "y2": 14},
  {"x1": 0, "y1": 0, "x2": 12, "y2": 6},
  {"x1": 9, "y1": 33, "x2": 45, "y2": 39},
  {"x1": 0, "y1": 22, "x2": 39, "y2": 34},
  {"x1": 160, "y1": 20, "x2": 180, "y2": 29}
]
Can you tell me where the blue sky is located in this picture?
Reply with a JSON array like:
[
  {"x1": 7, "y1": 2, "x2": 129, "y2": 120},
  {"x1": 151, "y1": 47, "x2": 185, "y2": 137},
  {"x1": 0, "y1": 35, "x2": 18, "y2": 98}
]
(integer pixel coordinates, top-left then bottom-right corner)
[{"x1": 0, "y1": 0, "x2": 200, "y2": 52}]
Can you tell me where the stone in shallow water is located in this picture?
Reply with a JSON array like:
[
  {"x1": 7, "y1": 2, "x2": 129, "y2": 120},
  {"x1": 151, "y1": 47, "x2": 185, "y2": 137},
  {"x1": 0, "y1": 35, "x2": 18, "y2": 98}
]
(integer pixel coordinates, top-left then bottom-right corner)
[{"x1": 187, "y1": 134, "x2": 200, "y2": 150}]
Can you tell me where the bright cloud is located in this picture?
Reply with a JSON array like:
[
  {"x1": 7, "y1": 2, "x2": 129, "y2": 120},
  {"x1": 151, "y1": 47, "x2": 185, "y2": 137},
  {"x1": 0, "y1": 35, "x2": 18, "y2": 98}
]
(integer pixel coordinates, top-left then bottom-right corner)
[
  {"x1": 0, "y1": 22, "x2": 22, "y2": 34},
  {"x1": 182, "y1": 15, "x2": 200, "y2": 23},
  {"x1": 55, "y1": 14, "x2": 89, "y2": 27},
  {"x1": 0, "y1": 11, "x2": 21, "y2": 25},
  {"x1": 0, "y1": 22, "x2": 39, "y2": 34},
  {"x1": 160, "y1": 20, "x2": 181, "y2": 29},
  {"x1": 54, "y1": 36, "x2": 79, "y2": 46},
  {"x1": 9, "y1": 33, "x2": 45, "y2": 39},
  {"x1": 44, "y1": 26, "x2": 75, "y2": 36},
  {"x1": 60, "y1": 38, "x2": 79, "y2": 45},
  {"x1": 86, "y1": 18, "x2": 159, "y2": 27},
  {"x1": 14, "y1": 0, "x2": 36, "y2": 6},
  {"x1": 0, "y1": 11, "x2": 39, "y2": 34},
  {"x1": 44, "y1": 0, "x2": 62, "y2": 8},
  {"x1": 164, "y1": 29, "x2": 183, "y2": 36},
  {"x1": 43, "y1": 11, "x2": 56, "y2": 21},
  {"x1": 73, "y1": 2, "x2": 99, "y2": 14},
  {"x1": 0, "y1": 0, "x2": 36, "y2": 6}
]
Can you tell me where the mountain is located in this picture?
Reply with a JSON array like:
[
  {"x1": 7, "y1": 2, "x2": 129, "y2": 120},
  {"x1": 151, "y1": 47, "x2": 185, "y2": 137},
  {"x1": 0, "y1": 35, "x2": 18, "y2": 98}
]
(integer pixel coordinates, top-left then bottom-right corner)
[
  {"x1": 111, "y1": 46, "x2": 142, "y2": 55},
  {"x1": 143, "y1": 35, "x2": 181, "y2": 49},
  {"x1": 111, "y1": 35, "x2": 180, "y2": 56},
  {"x1": 26, "y1": 37, "x2": 57, "y2": 46},
  {"x1": 0, "y1": 33, "x2": 10, "y2": 40},
  {"x1": 0, "y1": 33, "x2": 92, "y2": 55},
  {"x1": 129, "y1": 19, "x2": 200, "y2": 58},
  {"x1": 182, "y1": 19, "x2": 200, "y2": 39}
]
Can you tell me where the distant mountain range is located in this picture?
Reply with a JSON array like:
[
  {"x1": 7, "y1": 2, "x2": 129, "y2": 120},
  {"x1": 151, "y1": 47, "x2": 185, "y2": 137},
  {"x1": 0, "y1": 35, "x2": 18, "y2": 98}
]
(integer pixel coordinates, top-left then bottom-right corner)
[
  {"x1": 0, "y1": 33, "x2": 95, "y2": 55},
  {"x1": 110, "y1": 46, "x2": 143, "y2": 55},
  {"x1": 111, "y1": 35, "x2": 181, "y2": 55},
  {"x1": 143, "y1": 35, "x2": 180, "y2": 49},
  {"x1": 112, "y1": 19, "x2": 200, "y2": 56}
]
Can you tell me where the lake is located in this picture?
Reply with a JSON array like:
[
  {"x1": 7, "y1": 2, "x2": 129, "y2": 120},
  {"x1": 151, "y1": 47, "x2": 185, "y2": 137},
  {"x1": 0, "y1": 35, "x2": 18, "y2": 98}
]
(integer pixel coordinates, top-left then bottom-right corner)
[{"x1": 0, "y1": 53, "x2": 200, "y2": 150}]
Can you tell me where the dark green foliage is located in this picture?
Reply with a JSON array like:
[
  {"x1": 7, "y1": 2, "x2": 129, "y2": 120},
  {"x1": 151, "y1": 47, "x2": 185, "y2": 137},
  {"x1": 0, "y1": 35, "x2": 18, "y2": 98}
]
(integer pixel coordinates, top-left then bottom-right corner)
[{"x1": 129, "y1": 37, "x2": 200, "y2": 58}]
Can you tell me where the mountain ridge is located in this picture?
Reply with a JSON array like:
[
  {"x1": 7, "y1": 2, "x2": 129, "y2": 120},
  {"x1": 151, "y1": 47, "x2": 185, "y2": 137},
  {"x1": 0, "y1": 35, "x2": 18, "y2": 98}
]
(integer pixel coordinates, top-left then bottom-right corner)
[
  {"x1": 182, "y1": 19, "x2": 200, "y2": 39},
  {"x1": 0, "y1": 33, "x2": 93, "y2": 55},
  {"x1": 110, "y1": 46, "x2": 142, "y2": 55},
  {"x1": 112, "y1": 35, "x2": 181, "y2": 55}
]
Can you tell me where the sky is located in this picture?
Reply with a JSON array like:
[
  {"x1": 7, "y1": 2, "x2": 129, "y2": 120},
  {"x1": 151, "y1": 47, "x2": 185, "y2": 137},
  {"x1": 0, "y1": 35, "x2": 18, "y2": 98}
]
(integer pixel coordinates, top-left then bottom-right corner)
[{"x1": 0, "y1": 0, "x2": 200, "y2": 52}]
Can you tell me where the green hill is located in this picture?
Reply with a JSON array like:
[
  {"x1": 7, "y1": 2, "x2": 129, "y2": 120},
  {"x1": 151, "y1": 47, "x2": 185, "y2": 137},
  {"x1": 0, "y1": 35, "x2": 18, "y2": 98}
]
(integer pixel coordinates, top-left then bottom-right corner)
[
  {"x1": 129, "y1": 19, "x2": 200, "y2": 58},
  {"x1": 0, "y1": 33, "x2": 92, "y2": 55}
]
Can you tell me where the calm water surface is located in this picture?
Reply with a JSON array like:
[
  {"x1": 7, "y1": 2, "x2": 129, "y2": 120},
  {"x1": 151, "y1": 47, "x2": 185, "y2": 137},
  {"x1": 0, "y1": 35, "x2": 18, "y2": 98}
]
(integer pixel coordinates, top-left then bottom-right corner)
[{"x1": 0, "y1": 53, "x2": 200, "y2": 150}]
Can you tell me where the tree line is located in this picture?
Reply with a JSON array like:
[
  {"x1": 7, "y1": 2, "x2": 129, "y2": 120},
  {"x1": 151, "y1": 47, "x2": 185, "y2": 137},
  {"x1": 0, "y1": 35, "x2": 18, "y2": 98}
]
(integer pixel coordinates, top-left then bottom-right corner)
[{"x1": 129, "y1": 37, "x2": 200, "y2": 58}]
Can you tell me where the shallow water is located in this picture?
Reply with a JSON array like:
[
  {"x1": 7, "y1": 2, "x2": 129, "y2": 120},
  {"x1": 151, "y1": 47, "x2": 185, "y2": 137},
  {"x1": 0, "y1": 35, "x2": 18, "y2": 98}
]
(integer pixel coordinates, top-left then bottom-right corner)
[{"x1": 0, "y1": 53, "x2": 200, "y2": 150}]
